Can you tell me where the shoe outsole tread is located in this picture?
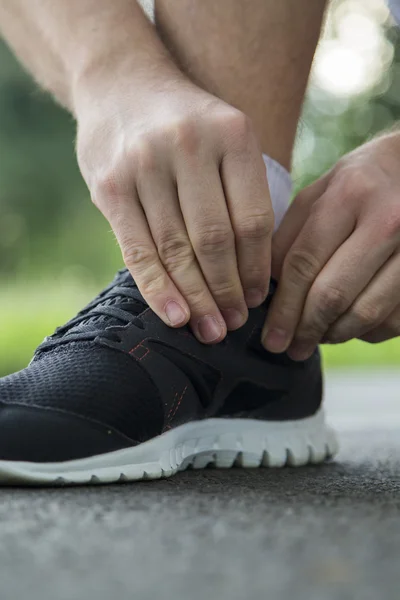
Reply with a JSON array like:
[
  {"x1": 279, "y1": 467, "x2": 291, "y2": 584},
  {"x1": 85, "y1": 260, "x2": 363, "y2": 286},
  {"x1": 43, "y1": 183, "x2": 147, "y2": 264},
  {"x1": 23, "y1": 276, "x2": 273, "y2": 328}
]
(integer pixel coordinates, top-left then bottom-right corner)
[{"x1": 0, "y1": 411, "x2": 338, "y2": 486}]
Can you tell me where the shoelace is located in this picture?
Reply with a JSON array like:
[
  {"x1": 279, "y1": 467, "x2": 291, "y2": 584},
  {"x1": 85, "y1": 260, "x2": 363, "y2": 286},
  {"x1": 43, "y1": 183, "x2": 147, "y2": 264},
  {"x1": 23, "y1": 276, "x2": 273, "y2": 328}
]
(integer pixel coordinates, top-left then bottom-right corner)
[
  {"x1": 37, "y1": 270, "x2": 147, "y2": 352},
  {"x1": 37, "y1": 269, "x2": 277, "y2": 353}
]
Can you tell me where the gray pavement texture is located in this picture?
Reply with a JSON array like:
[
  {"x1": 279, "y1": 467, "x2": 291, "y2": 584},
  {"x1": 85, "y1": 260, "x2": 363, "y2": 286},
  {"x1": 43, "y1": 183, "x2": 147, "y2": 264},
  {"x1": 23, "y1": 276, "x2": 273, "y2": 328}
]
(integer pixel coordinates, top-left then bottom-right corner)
[{"x1": 1, "y1": 370, "x2": 399, "y2": 600}]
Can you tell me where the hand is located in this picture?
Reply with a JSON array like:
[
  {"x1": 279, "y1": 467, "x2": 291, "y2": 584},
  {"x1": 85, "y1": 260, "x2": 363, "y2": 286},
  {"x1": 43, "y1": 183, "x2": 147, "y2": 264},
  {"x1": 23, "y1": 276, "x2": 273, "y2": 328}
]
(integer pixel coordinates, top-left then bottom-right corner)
[
  {"x1": 263, "y1": 133, "x2": 400, "y2": 358},
  {"x1": 75, "y1": 66, "x2": 273, "y2": 344}
]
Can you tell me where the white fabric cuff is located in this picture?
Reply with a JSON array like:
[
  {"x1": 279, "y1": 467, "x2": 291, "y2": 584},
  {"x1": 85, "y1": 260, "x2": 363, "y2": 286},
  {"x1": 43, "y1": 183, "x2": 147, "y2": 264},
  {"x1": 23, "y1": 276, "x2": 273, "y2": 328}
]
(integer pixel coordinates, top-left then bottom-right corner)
[{"x1": 262, "y1": 154, "x2": 292, "y2": 231}]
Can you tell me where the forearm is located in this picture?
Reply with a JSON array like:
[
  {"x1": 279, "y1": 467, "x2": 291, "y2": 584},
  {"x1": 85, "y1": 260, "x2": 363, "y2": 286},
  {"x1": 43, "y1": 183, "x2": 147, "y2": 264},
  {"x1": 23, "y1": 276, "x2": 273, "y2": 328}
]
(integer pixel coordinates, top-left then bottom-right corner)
[{"x1": 0, "y1": 0, "x2": 179, "y2": 112}]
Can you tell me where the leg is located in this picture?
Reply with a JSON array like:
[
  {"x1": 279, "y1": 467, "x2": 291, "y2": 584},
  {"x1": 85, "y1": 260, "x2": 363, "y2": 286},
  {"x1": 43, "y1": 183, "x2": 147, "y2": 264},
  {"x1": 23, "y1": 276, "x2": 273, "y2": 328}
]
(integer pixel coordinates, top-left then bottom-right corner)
[{"x1": 154, "y1": 0, "x2": 327, "y2": 170}]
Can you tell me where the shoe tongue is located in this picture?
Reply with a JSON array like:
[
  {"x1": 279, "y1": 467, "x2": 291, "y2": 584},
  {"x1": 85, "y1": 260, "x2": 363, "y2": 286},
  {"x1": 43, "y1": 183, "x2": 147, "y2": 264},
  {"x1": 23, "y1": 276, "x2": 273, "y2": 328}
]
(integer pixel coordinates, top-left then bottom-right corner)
[
  {"x1": 115, "y1": 268, "x2": 136, "y2": 287},
  {"x1": 63, "y1": 269, "x2": 148, "y2": 337}
]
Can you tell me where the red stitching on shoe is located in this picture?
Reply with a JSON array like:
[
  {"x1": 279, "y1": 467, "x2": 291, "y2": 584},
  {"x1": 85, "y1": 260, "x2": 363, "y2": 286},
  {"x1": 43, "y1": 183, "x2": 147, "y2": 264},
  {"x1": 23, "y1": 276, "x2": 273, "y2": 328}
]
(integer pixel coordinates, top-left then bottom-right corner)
[
  {"x1": 169, "y1": 385, "x2": 188, "y2": 421},
  {"x1": 138, "y1": 348, "x2": 150, "y2": 361},
  {"x1": 167, "y1": 391, "x2": 179, "y2": 420},
  {"x1": 129, "y1": 343, "x2": 150, "y2": 360},
  {"x1": 165, "y1": 385, "x2": 188, "y2": 430},
  {"x1": 129, "y1": 342, "x2": 143, "y2": 354},
  {"x1": 246, "y1": 325, "x2": 258, "y2": 344}
]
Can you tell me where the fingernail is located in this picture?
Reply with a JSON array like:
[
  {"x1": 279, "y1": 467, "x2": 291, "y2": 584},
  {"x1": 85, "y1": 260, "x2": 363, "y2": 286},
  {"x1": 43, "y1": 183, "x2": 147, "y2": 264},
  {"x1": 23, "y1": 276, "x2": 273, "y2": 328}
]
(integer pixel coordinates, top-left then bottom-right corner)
[
  {"x1": 221, "y1": 308, "x2": 247, "y2": 330},
  {"x1": 262, "y1": 327, "x2": 289, "y2": 353},
  {"x1": 165, "y1": 301, "x2": 187, "y2": 326},
  {"x1": 287, "y1": 342, "x2": 314, "y2": 362},
  {"x1": 197, "y1": 315, "x2": 224, "y2": 343},
  {"x1": 244, "y1": 288, "x2": 265, "y2": 308}
]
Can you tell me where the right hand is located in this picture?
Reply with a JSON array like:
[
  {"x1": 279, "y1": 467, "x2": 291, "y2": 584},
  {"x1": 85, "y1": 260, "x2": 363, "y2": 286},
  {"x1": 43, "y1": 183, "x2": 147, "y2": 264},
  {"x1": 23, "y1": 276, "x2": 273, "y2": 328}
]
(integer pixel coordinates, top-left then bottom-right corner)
[{"x1": 74, "y1": 67, "x2": 273, "y2": 343}]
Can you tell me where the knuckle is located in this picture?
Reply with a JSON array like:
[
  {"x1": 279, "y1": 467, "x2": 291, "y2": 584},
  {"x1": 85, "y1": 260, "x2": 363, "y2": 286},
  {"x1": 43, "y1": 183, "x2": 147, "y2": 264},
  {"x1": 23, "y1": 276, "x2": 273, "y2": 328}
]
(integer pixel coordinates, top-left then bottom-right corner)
[
  {"x1": 379, "y1": 207, "x2": 400, "y2": 239},
  {"x1": 210, "y1": 280, "x2": 241, "y2": 301},
  {"x1": 172, "y1": 278, "x2": 215, "y2": 312},
  {"x1": 157, "y1": 233, "x2": 194, "y2": 270},
  {"x1": 227, "y1": 110, "x2": 251, "y2": 135},
  {"x1": 235, "y1": 211, "x2": 273, "y2": 240},
  {"x1": 170, "y1": 119, "x2": 200, "y2": 155},
  {"x1": 139, "y1": 270, "x2": 169, "y2": 299},
  {"x1": 297, "y1": 313, "x2": 329, "y2": 340},
  {"x1": 353, "y1": 302, "x2": 382, "y2": 328},
  {"x1": 194, "y1": 225, "x2": 235, "y2": 255},
  {"x1": 182, "y1": 284, "x2": 210, "y2": 306},
  {"x1": 91, "y1": 172, "x2": 121, "y2": 206},
  {"x1": 313, "y1": 284, "x2": 348, "y2": 321},
  {"x1": 220, "y1": 110, "x2": 253, "y2": 149},
  {"x1": 283, "y1": 248, "x2": 319, "y2": 283},
  {"x1": 324, "y1": 327, "x2": 346, "y2": 344},
  {"x1": 130, "y1": 138, "x2": 157, "y2": 174},
  {"x1": 122, "y1": 242, "x2": 155, "y2": 272},
  {"x1": 337, "y1": 167, "x2": 377, "y2": 200}
]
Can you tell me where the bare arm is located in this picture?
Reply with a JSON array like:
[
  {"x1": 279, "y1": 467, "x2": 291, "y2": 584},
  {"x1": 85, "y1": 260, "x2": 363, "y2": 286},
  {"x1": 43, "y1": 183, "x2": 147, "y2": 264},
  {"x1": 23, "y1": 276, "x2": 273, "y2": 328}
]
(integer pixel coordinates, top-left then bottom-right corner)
[{"x1": 0, "y1": 0, "x2": 177, "y2": 111}]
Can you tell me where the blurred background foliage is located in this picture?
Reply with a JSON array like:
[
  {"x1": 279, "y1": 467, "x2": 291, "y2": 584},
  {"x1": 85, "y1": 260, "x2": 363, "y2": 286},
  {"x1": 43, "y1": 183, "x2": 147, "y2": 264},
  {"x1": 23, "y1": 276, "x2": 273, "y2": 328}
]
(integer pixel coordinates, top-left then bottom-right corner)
[{"x1": 0, "y1": 0, "x2": 400, "y2": 376}]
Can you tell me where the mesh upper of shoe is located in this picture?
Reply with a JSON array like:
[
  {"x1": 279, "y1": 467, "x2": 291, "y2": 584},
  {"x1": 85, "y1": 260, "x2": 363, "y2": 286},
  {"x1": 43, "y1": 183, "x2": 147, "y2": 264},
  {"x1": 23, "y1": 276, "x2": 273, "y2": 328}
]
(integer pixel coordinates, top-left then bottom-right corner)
[
  {"x1": 40, "y1": 269, "x2": 147, "y2": 346},
  {"x1": 0, "y1": 342, "x2": 163, "y2": 442}
]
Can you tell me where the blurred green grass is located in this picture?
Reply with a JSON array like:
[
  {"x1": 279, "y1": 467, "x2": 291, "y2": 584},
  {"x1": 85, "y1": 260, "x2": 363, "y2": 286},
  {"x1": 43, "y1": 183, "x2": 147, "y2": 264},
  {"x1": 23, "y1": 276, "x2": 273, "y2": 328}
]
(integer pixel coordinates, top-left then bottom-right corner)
[
  {"x1": 0, "y1": 282, "x2": 97, "y2": 377},
  {"x1": 1, "y1": 282, "x2": 399, "y2": 377}
]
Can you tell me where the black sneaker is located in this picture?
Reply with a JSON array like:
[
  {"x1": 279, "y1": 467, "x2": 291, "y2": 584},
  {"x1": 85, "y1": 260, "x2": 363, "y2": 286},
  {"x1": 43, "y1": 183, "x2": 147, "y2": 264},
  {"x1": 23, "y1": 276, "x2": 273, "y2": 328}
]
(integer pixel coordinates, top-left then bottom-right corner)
[{"x1": 0, "y1": 269, "x2": 337, "y2": 485}]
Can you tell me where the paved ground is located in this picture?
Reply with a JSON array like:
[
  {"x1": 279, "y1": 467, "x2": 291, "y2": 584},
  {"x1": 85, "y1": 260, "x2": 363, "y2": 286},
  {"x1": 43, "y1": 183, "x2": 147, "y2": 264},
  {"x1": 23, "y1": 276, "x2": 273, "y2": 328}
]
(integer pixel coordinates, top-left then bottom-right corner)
[{"x1": 0, "y1": 370, "x2": 399, "y2": 600}]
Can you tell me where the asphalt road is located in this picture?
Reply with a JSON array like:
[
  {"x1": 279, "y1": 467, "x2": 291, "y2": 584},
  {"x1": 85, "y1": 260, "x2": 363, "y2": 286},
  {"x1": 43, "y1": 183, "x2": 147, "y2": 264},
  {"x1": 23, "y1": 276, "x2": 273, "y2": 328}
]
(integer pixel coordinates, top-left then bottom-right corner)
[{"x1": 0, "y1": 370, "x2": 399, "y2": 600}]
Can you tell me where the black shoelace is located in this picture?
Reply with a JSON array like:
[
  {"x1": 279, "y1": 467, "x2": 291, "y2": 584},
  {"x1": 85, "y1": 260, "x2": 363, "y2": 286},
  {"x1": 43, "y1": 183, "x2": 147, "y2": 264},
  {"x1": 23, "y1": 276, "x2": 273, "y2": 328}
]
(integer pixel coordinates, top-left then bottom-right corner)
[
  {"x1": 37, "y1": 269, "x2": 276, "y2": 353},
  {"x1": 37, "y1": 270, "x2": 147, "y2": 352}
]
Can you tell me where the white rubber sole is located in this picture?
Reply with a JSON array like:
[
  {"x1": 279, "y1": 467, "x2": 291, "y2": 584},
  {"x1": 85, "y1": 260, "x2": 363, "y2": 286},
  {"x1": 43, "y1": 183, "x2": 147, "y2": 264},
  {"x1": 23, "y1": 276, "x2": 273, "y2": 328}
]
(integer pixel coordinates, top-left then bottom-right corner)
[{"x1": 0, "y1": 410, "x2": 338, "y2": 486}]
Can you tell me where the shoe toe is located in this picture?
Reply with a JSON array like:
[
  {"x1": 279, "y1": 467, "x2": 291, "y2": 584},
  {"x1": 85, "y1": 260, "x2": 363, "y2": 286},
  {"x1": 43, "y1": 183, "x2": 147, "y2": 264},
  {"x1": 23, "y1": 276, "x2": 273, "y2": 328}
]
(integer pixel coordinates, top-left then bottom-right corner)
[
  {"x1": 0, "y1": 402, "x2": 133, "y2": 462},
  {"x1": 0, "y1": 343, "x2": 162, "y2": 463}
]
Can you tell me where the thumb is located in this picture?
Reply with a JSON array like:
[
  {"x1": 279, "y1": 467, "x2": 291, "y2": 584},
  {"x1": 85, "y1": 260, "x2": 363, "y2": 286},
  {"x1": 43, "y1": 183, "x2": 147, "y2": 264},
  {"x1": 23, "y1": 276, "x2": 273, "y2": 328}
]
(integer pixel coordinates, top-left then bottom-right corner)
[{"x1": 271, "y1": 173, "x2": 331, "y2": 280}]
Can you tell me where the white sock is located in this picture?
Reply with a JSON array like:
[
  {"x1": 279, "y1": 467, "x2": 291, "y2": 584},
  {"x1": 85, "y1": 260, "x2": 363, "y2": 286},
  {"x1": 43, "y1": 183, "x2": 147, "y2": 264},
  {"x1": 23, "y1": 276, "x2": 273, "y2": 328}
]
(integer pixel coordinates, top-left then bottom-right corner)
[{"x1": 262, "y1": 154, "x2": 292, "y2": 231}]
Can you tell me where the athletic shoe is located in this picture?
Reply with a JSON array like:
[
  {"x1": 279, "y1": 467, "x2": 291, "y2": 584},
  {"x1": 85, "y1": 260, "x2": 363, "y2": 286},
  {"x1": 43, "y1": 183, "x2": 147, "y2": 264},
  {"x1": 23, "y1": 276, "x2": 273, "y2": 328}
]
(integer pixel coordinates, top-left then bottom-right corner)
[{"x1": 0, "y1": 268, "x2": 338, "y2": 485}]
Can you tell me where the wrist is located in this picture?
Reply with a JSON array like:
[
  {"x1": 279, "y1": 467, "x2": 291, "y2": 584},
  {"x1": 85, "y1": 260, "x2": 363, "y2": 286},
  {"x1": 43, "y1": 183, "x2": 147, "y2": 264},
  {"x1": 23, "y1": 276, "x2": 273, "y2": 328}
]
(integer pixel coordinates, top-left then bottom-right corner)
[
  {"x1": 73, "y1": 43, "x2": 182, "y2": 116},
  {"x1": 69, "y1": 2, "x2": 184, "y2": 119}
]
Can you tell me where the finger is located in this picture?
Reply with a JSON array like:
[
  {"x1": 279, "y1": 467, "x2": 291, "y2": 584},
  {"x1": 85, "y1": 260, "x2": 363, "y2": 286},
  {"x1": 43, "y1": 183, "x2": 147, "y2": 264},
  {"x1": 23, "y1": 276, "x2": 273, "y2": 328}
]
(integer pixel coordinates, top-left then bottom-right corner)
[
  {"x1": 272, "y1": 172, "x2": 331, "y2": 279},
  {"x1": 95, "y1": 187, "x2": 192, "y2": 330},
  {"x1": 360, "y1": 304, "x2": 400, "y2": 343},
  {"x1": 325, "y1": 251, "x2": 400, "y2": 343},
  {"x1": 221, "y1": 134, "x2": 274, "y2": 308},
  {"x1": 262, "y1": 191, "x2": 356, "y2": 353},
  {"x1": 288, "y1": 225, "x2": 397, "y2": 360},
  {"x1": 136, "y1": 166, "x2": 227, "y2": 344},
  {"x1": 176, "y1": 154, "x2": 248, "y2": 331}
]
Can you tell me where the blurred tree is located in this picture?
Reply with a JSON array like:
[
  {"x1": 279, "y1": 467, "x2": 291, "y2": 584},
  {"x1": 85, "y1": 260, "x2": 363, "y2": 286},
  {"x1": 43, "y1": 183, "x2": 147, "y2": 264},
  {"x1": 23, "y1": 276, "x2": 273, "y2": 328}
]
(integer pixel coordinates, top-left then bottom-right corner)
[
  {"x1": 295, "y1": 16, "x2": 400, "y2": 189},
  {"x1": 0, "y1": 40, "x2": 121, "y2": 280}
]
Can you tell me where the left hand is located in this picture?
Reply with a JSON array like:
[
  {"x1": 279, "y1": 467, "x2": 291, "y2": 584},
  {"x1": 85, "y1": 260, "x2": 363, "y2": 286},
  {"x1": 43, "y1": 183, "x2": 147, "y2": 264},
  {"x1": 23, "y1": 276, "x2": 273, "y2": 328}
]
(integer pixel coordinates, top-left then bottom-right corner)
[{"x1": 262, "y1": 133, "x2": 400, "y2": 360}]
